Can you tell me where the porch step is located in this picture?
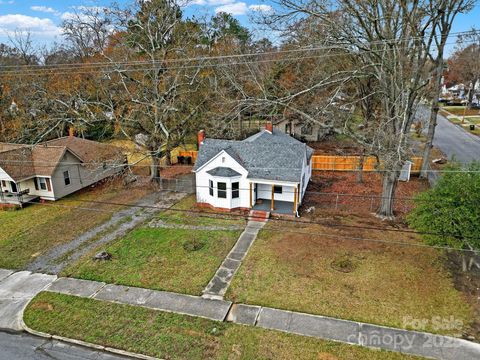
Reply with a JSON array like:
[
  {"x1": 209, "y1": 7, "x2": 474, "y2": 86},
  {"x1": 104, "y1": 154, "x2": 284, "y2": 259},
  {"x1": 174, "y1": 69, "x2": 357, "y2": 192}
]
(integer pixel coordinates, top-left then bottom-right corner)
[{"x1": 248, "y1": 210, "x2": 270, "y2": 222}]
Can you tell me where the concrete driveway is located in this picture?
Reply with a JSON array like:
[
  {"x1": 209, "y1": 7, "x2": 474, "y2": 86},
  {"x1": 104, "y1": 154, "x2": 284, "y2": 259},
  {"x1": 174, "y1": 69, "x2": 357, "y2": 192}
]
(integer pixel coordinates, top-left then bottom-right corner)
[{"x1": 0, "y1": 271, "x2": 56, "y2": 331}]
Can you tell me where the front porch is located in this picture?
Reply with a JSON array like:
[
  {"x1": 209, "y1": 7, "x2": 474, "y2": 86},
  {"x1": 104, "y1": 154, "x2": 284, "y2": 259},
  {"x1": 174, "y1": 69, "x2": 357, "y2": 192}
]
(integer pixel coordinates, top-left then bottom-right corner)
[
  {"x1": 249, "y1": 181, "x2": 300, "y2": 216},
  {"x1": 0, "y1": 192, "x2": 39, "y2": 208},
  {"x1": 252, "y1": 199, "x2": 295, "y2": 215}
]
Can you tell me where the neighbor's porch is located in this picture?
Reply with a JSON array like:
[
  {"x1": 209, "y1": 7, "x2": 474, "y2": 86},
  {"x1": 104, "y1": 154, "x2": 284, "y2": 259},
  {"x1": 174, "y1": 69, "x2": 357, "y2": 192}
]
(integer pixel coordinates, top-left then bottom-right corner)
[
  {"x1": 0, "y1": 180, "x2": 39, "y2": 207},
  {"x1": 249, "y1": 181, "x2": 301, "y2": 216}
]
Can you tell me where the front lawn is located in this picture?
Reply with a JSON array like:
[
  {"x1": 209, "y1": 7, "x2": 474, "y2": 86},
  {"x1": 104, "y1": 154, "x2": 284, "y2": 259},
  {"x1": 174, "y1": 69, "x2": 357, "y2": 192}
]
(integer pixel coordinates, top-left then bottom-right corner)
[
  {"x1": 0, "y1": 181, "x2": 152, "y2": 269},
  {"x1": 226, "y1": 219, "x2": 473, "y2": 336},
  {"x1": 157, "y1": 194, "x2": 247, "y2": 227},
  {"x1": 61, "y1": 226, "x2": 241, "y2": 295},
  {"x1": 24, "y1": 292, "x2": 420, "y2": 360}
]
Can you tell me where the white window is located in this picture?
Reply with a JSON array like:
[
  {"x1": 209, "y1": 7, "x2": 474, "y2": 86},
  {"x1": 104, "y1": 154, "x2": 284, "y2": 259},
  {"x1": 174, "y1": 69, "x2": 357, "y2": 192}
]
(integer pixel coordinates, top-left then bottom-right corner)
[
  {"x1": 39, "y1": 178, "x2": 47, "y2": 191},
  {"x1": 63, "y1": 170, "x2": 71, "y2": 186},
  {"x1": 232, "y1": 182, "x2": 239, "y2": 198},
  {"x1": 218, "y1": 182, "x2": 227, "y2": 198}
]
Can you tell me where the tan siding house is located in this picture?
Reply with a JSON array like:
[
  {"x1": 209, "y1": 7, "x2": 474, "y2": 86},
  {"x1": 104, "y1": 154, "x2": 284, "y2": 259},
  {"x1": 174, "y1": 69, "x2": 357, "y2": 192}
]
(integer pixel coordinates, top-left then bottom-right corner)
[{"x1": 0, "y1": 136, "x2": 126, "y2": 206}]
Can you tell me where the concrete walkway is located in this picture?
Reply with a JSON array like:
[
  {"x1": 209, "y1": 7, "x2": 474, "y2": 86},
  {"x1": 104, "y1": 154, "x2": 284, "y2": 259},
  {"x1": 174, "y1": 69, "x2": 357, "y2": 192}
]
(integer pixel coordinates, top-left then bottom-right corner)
[
  {"x1": 26, "y1": 191, "x2": 186, "y2": 274},
  {"x1": 2, "y1": 269, "x2": 480, "y2": 359},
  {"x1": 202, "y1": 220, "x2": 266, "y2": 299}
]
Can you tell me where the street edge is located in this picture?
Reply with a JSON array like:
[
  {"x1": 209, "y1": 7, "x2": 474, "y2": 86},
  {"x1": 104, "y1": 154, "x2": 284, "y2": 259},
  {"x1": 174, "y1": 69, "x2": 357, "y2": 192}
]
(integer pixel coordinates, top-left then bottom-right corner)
[{"x1": 20, "y1": 315, "x2": 162, "y2": 360}]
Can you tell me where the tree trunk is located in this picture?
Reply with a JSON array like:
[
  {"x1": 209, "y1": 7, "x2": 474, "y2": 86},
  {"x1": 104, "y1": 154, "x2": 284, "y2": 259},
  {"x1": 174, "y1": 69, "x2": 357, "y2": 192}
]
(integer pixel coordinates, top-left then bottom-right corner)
[
  {"x1": 420, "y1": 101, "x2": 439, "y2": 179},
  {"x1": 357, "y1": 149, "x2": 365, "y2": 183},
  {"x1": 376, "y1": 170, "x2": 398, "y2": 219},
  {"x1": 150, "y1": 156, "x2": 161, "y2": 182}
]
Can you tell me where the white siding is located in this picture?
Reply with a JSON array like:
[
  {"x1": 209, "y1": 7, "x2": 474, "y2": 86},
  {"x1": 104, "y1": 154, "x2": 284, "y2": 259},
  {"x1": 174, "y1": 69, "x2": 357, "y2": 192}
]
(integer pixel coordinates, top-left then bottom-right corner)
[
  {"x1": 195, "y1": 147, "x2": 311, "y2": 211},
  {"x1": 196, "y1": 150, "x2": 249, "y2": 209}
]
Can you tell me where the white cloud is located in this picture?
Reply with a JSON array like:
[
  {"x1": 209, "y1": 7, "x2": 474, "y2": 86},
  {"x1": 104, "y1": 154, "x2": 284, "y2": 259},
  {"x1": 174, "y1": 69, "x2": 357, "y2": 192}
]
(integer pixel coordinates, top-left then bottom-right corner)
[
  {"x1": 0, "y1": 14, "x2": 61, "y2": 38},
  {"x1": 208, "y1": 0, "x2": 234, "y2": 4},
  {"x1": 30, "y1": 6, "x2": 60, "y2": 16},
  {"x1": 248, "y1": 4, "x2": 272, "y2": 13},
  {"x1": 215, "y1": 2, "x2": 248, "y2": 15}
]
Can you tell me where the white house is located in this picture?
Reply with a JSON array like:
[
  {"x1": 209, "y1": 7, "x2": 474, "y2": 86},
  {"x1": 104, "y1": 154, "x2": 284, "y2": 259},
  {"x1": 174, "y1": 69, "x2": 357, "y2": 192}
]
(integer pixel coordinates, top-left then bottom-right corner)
[
  {"x1": 0, "y1": 136, "x2": 126, "y2": 207},
  {"x1": 193, "y1": 123, "x2": 314, "y2": 216}
]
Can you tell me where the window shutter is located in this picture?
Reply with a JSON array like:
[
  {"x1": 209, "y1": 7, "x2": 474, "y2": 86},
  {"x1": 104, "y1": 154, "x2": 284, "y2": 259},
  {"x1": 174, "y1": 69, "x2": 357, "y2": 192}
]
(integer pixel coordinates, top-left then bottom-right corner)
[
  {"x1": 46, "y1": 178, "x2": 52, "y2": 192},
  {"x1": 34, "y1": 178, "x2": 39, "y2": 191}
]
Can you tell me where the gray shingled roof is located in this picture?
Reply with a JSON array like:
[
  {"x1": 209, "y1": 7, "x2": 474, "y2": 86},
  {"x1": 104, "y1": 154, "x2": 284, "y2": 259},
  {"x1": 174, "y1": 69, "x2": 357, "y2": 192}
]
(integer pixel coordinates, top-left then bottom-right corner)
[
  {"x1": 194, "y1": 129, "x2": 314, "y2": 183},
  {"x1": 207, "y1": 167, "x2": 241, "y2": 177}
]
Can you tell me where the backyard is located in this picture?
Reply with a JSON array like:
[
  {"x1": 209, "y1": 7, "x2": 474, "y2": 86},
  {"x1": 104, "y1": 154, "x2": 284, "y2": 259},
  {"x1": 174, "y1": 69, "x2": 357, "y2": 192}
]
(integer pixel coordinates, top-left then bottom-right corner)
[
  {"x1": 0, "y1": 179, "x2": 154, "y2": 270},
  {"x1": 61, "y1": 195, "x2": 245, "y2": 295},
  {"x1": 24, "y1": 292, "x2": 420, "y2": 360}
]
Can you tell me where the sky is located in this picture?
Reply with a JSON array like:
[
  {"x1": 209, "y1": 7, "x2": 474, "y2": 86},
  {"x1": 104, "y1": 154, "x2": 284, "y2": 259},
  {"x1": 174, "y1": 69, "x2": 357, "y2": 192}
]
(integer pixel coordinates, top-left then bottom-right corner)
[{"x1": 0, "y1": 0, "x2": 479, "y2": 53}]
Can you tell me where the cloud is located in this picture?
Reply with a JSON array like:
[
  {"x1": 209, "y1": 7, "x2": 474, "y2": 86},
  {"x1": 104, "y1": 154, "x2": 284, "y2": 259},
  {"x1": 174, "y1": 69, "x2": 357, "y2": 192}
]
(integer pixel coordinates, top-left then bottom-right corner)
[
  {"x1": 30, "y1": 6, "x2": 60, "y2": 16},
  {"x1": 248, "y1": 4, "x2": 272, "y2": 13},
  {"x1": 215, "y1": 2, "x2": 248, "y2": 15},
  {"x1": 0, "y1": 14, "x2": 61, "y2": 38}
]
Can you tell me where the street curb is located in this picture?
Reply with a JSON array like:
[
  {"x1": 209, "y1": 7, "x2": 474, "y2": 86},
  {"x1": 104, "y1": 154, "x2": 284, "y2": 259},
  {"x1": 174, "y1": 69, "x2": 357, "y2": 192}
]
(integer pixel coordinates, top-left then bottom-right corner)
[{"x1": 20, "y1": 316, "x2": 161, "y2": 360}]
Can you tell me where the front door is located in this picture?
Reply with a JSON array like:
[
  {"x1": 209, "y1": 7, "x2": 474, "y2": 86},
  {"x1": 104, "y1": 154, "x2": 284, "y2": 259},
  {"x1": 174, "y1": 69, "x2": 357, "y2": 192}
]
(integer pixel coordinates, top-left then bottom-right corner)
[{"x1": 10, "y1": 181, "x2": 17, "y2": 193}]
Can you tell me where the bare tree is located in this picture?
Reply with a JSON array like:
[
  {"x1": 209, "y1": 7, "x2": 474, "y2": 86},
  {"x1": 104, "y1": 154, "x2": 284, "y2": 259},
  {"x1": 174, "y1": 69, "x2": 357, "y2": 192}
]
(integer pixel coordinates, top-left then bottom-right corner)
[
  {"x1": 420, "y1": 2, "x2": 476, "y2": 178},
  {"x1": 224, "y1": 0, "x2": 473, "y2": 218}
]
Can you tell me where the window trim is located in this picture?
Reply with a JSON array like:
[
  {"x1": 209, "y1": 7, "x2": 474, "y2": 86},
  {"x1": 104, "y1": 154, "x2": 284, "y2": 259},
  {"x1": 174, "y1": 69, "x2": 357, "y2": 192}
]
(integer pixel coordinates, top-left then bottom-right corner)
[
  {"x1": 209, "y1": 180, "x2": 214, "y2": 196},
  {"x1": 38, "y1": 177, "x2": 47, "y2": 191},
  {"x1": 217, "y1": 182, "x2": 227, "y2": 199},
  {"x1": 232, "y1": 182, "x2": 239, "y2": 199},
  {"x1": 63, "y1": 170, "x2": 71, "y2": 186}
]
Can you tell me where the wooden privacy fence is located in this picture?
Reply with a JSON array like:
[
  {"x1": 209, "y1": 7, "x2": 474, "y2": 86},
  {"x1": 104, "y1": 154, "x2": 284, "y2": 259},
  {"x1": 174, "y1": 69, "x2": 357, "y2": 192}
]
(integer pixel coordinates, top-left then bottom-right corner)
[
  {"x1": 311, "y1": 155, "x2": 423, "y2": 174},
  {"x1": 176, "y1": 150, "x2": 423, "y2": 174}
]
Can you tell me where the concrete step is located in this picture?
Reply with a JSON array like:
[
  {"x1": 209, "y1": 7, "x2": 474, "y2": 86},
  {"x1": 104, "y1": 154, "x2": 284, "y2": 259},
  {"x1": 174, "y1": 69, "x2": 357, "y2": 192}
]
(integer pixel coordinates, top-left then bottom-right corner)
[{"x1": 248, "y1": 210, "x2": 270, "y2": 222}]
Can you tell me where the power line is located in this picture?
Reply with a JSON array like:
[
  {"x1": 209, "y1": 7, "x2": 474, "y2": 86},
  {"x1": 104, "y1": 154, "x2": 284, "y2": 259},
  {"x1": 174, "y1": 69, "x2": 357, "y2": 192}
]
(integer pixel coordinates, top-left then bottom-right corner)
[
  {"x1": 17, "y1": 195, "x2": 479, "y2": 241},
  {"x1": 14, "y1": 197, "x2": 480, "y2": 253},
  {"x1": 1, "y1": 29, "x2": 477, "y2": 72},
  {"x1": 1, "y1": 38, "x2": 477, "y2": 77}
]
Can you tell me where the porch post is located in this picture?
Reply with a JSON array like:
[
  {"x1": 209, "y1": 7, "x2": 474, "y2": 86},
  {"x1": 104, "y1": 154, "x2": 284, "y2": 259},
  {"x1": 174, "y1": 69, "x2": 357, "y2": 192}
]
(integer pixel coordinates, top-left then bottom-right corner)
[
  {"x1": 297, "y1": 185, "x2": 301, "y2": 205},
  {"x1": 293, "y1": 185, "x2": 297, "y2": 214},
  {"x1": 249, "y1": 182, "x2": 253, "y2": 208},
  {"x1": 271, "y1": 184, "x2": 275, "y2": 211}
]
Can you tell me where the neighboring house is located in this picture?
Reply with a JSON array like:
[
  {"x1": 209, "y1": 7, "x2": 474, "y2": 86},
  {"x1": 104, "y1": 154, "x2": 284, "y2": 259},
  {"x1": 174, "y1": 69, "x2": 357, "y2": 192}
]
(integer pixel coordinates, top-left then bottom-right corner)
[
  {"x1": 193, "y1": 123, "x2": 314, "y2": 216},
  {"x1": 273, "y1": 118, "x2": 328, "y2": 142},
  {"x1": 0, "y1": 136, "x2": 126, "y2": 206}
]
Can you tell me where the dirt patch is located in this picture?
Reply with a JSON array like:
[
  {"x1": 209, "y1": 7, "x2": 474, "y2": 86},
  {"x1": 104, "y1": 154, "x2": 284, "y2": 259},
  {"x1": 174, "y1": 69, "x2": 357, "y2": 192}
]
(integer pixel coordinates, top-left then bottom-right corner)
[
  {"x1": 445, "y1": 251, "x2": 480, "y2": 341},
  {"x1": 160, "y1": 165, "x2": 194, "y2": 179},
  {"x1": 307, "y1": 138, "x2": 362, "y2": 155},
  {"x1": 301, "y1": 172, "x2": 429, "y2": 216}
]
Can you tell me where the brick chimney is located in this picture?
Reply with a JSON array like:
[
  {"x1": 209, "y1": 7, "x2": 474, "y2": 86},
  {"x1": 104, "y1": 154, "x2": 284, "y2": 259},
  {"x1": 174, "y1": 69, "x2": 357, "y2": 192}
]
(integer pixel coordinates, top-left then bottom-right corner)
[
  {"x1": 197, "y1": 130, "x2": 206, "y2": 149},
  {"x1": 265, "y1": 122, "x2": 273, "y2": 134},
  {"x1": 68, "y1": 127, "x2": 76, "y2": 138}
]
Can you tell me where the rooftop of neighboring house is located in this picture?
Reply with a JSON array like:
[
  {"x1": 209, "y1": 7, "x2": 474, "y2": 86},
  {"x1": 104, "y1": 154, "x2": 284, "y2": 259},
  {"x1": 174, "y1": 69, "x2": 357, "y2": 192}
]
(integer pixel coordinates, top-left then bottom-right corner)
[
  {"x1": 0, "y1": 136, "x2": 125, "y2": 182},
  {"x1": 193, "y1": 126, "x2": 314, "y2": 183}
]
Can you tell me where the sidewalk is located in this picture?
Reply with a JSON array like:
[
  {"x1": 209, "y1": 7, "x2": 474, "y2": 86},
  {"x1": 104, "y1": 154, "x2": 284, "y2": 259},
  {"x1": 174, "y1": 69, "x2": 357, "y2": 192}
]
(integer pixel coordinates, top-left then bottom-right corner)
[{"x1": 2, "y1": 269, "x2": 480, "y2": 360}]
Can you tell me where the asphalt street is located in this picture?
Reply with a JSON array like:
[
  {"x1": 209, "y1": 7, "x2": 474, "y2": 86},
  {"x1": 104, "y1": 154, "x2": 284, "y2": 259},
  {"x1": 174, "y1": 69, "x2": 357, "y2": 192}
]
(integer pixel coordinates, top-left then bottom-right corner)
[
  {"x1": 0, "y1": 331, "x2": 131, "y2": 360},
  {"x1": 416, "y1": 104, "x2": 480, "y2": 163}
]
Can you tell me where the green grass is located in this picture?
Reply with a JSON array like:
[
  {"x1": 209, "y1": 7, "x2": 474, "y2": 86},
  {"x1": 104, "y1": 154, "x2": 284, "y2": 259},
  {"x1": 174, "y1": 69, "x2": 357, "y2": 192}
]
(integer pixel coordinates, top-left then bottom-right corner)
[
  {"x1": 158, "y1": 195, "x2": 246, "y2": 227},
  {"x1": 0, "y1": 183, "x2": 151, "y2": 269},
  {"x1": 24, "y1": 292, "x2": 420, "y2": 360},
  {"x1": 61, "y1": 227, "x2": 241, "y2": 295},
  {"x1": 226, "y1": 223, "x2": 473, "y2": 336}
]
